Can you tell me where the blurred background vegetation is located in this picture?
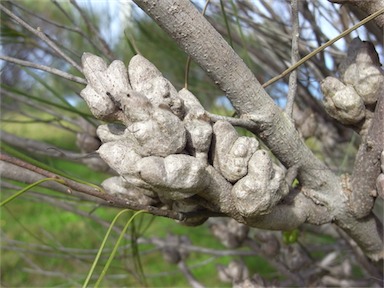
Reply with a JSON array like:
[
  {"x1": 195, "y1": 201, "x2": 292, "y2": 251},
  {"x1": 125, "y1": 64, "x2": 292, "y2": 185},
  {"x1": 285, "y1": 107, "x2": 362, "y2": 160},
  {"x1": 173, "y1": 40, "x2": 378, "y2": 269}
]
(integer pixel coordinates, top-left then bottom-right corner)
[{"x1": 1, "y1": 0, "x2": 382, "y2": 287}]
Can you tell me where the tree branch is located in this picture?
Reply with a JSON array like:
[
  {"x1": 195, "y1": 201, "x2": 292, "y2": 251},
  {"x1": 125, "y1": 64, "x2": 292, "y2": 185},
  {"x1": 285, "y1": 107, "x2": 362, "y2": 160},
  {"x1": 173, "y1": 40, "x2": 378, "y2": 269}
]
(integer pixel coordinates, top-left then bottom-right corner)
[
  {"x1": 130, "y1": 0, "x2": 384, "y2": 261},
  {"x1": 261, "y1": 6, "x2": 384, "y2": 88},
  {"x1": 131, "y1": 0, "x2": 333, "y2": 190},
  {"x1": 0, "y1": 3, "x2": 82, "y2": 72},
  {"x1": 351, "y1": 83, "x2": 384, "y2": 218},
  {"x1": 1, "y1": 130, "x2": 88, "y2": 160},
  {"x1": 0, "y1": 55, "x2": 87, "y2": 85},
  {"x1": 69, "y1": 0, "x2": 115, "y2": 61},
  {"x1": 286, "y1": 0, "x2": 299, "y2": 118},
  {"x1": 206, "y1": 112, "x2": 255, "y2": 128},
  {"x1": 329, "y1": 0, "x2": 384, "y2": 28},
  {"x1": 0, "y1": 153, "x2": 185, "y2": 221}
]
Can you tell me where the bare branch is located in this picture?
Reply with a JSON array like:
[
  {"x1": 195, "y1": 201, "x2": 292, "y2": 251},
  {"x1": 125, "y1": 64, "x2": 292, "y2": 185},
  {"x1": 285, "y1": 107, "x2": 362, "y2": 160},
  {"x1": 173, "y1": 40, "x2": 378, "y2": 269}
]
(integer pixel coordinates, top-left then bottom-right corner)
[
  {"x1": 0, "y1": 3, "x2": 82, "y2": 72},
  {"x1": 177, "y1": 261, "x2": 205, "y2": 288},
  {"x1": 335, "y1": 226, "x2": 384, "y2": 280},
  {"x1": 206, "y1": 112, "x2": 255, "y2": 128},
  {"x1": 10, "y1": 0, "x2": 107, "y2": 58},
  {"x1": 1, "y1": 89, "x2": 86, "y2": 130},
  {"x1": 0, "y1": 153, "x2": 185, "y2": 221},
  {"x1": 286, "y1": 0, "x2": 299, "y2": 118},
  {"x1": 262, "y1": 7, "x2": 384, "y2": 88},
  {"x1": 351, "y1": 83, "x2": 384, "y2": 218},
  {"x1": 1, "y1": 131, "x2": 87, "y2": 160},
  {"x1": 329, "y1": 0, "x2": 384, "y2": 28},
  {"x1": 0, "y1": 55, "x2": 87, "y2": 85},
  {"x1": 336, "y1": 213, "x2": 384, "y2": 261},
  {"x1": 131, "y1": 0, "x2": 332, "y2": 188},
  {"x1": 130, "y1": 0, "x2": 384, "y2": 261},
  {"x1": 244, "y1": 238, "x2": 305, "y2": 285},
  {"x1": 69, "y1": 0, "x2": 115, "y2": 61}
]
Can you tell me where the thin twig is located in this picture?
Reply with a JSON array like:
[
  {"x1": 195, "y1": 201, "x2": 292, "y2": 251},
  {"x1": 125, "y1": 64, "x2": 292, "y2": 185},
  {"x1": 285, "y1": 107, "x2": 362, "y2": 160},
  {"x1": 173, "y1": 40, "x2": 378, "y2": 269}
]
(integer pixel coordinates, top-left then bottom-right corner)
[
  {"x1": 11, "y1": 0, "x2": 109, "y2": 59},
  {"x1": 244, "y1": 237, "x2": 305, "y2": 286},
  {"x1": 206, "y1": 112, "x2": 255, "y2": 128},
  {"x1": 220, "y1": 0, "x2": 233, "y2": 47},
  {"x1": 262, "y1": 7, "x2": 384, "y2": 88},
  {"x1": 0, "y1": 3, "x2": 83, "y2": 72},
  {"x1": 177, "y1": 260, "x2": 205, "y2": 288},
  {"x1": 335, "y1": 227, "x2": 383, "y2": 281},
  {"x1": 0, "y1": 55, "x2": 87, "y2": 85},
  {"x1": 69, "y1": 0, "x2": 115, "y2": 61},
  {"x1": 124, "y1": 30, "x2": 141, "y2": 55},
  {"x1": 1, "y1": 130, "x2": 88, "y2": 161},
  {"x1": 285, "y1": 0, "x2": 299, "y2": 118},
  {"x1": 52, "y1": 0, "x2": 76, "y2": 23},
  {"x1": 0, "y1": 153, "x2": 185, "y2": 221},
  {"x1": 149, "y1": 237, "x2": 258, "y2": 257},
  {"x1": 1, "y1": 89, "x2": 88, "y2": 129},
  {"x1": 29, "y1": 191, "x2": 128, "y2": 237}
]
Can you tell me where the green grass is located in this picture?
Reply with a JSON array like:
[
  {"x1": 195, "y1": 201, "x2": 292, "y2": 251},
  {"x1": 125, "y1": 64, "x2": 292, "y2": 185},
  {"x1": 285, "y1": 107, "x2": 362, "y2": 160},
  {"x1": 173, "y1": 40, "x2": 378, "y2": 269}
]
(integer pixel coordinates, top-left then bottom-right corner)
[
  {"x1": 0, "y1": 178, "x2": 237, "y2": 287},
  {"x1": 1, "y1": 184, "x2": 260, "y2": 287},
  {"x1": 1, "y1": 113, "x2": 79, "y2": 151}
]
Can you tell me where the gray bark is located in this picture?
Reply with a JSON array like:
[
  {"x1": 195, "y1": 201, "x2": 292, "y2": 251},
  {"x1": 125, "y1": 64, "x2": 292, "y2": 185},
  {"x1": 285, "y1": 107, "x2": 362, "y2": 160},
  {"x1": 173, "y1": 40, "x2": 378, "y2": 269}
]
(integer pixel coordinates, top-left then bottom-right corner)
[{"x1": 130, "y1": 0, "x2": 383, "y2": 261}]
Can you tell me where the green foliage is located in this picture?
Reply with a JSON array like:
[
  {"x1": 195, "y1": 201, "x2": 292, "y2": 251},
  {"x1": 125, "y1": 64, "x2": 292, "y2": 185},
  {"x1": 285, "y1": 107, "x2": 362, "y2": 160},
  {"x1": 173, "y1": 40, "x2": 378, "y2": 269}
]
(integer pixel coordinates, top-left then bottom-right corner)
[
  {"x1": 0, "y1": 195, "x2": 242, "y2": 287},
  {"x1": 0, "y1": 177, "x2": 65, "y2": 207},
  {"x1": 282, "y1": 229, "x2": 300, "y2": 245},
  {"x1": 83, "y1": 210, "x2": 145, "y2": 287}
]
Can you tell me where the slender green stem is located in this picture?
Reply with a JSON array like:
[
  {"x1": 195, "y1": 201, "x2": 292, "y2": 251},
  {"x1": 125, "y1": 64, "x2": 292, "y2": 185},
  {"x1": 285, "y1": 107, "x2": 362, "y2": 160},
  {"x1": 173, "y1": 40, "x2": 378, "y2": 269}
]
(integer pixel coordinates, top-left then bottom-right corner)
[
  {"x1": 94, "y1": 210, "x2": 145, "y2": 287},
  {"x1": 2, "y1": 83, "x2": 93, "y2": 118},
  {"x1": 1, "y1": 142, "x2": 102, "y2": 192},
  {"x1": 82, "y1": 209, "x2": 132, "y2": 288},
  {"x1": 229, "y1": 0, "x2": 252, "y2": 68},
  {"x1": 262, "y1": 7, "x2": 384, "y2": 88},
  {"x1": 0, "y1": 178, "x2": 65, "y2": 207},
  {"x1": 220, "y1": 0, "x2": 233, "y2": 47},
  {"x1": 0, "y1": 3, "x2": 83, "y2": 72}
]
